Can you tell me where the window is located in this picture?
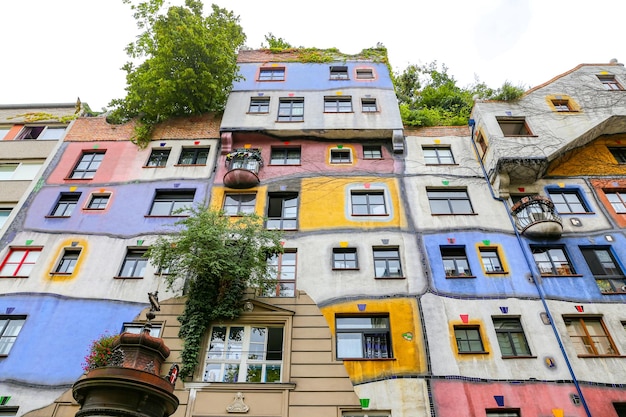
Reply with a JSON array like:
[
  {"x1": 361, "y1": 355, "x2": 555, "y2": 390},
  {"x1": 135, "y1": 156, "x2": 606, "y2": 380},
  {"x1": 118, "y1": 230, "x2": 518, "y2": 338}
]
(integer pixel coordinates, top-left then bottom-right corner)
[
  {"x1": 149, "y1": 190, "x2": 195, "y2": 216},
  {"x1": 203, "y1": 325, "x2": 284, "y2": 382},
  {"x1": 117, "y1": 249, "x2": 148, "y2": 278},
  {"x1": 122, "y1": 322, "x2": 162, "y2": 338},
  {"x1": 454, "y1": 325, "x2": 485, "y2": 353},
  {"x1": 605, "y1": 190, "x2": 626, "y2": 213},
  {"x1": 609, "y1": 147, "x2": 626, "y2": 164},
  {"x1": 441, "y1": 247, "x2": 472, "y2": 277},
  {"x1": 351, "y1": 191, "x2": 387, "y2": 215},
  {"x1": 361, "y1": 98, "x2": 378, "y2": 112},
  {"x1": 548, "y1": 189, "x2": 589, "y2": 213},
  {"x1": 270, "y1": 147, "x2": 301, "y2": 165},
  {"x1": 333, "y1": 248, "x2": 358, "y2": 269},
  {"x1": 277, "y1": 98, "x2": 304, "y2": 122},
  {"x1": 223, "y1": 193, "x2": 256, "y2": 216},
  {"x1": 551, "y1": 99, "x2": 573, "y2": 111},
  {"x1": 493, "y1": 318, "x2": 531, "y2": 357},
  {"x1": 55, "y1": 249, "x2": 80, "y2": 274},
  {"x1": 597, "y1": 74, "x2": 623, "y2": 90},
  {"x1": 565, "y1": 316, "x2": 618, "y2": 356},
  {"x1": 422, "y1": 146, "x2": 455, "y2": 164},
  {"x1": 145, "y1": 149, "x2": 170, "y2": 167},
  {"x1": 50, "y1": 193, "x2": 80, "y2": 217},
  {"x1": 0, "y1": 209, "x2": 11, "y2": 228},
  {"x1": 336, "y1": 316, "x2": 391, "y2": 359},
  {"x1": 373, "y1": 247, "x2": 403, "y2": 278},
  {"x1": 324, "y1": 97, "x2": 352, "y2": 113},
  {"x1": 480, "y1": 247, "x2": 503, "y2": 273},
  {"x1": 496, "y1": 117, "x2": 533, "y2": 136},
  {"x1": 0, "y1": 127, "x2": 10, "y2": 140},
  {"x1": 266, "y1": 193, "x2": 298, "y2": 230},
  {"x1": 70, "y1": 152, "x2": 104, "y2": 179},
  {"x1": 87, "y1": 194, "x2": 110, "y2": 210},
  {"x1": 330, "y1": 149, "x2": 352, "y2": 164},
  {"x1": 0, "y1": 163, "x2": 43, "y2": 181},
  {"x1": 476, "y1": 133, "x2": 488, "y2": 157},
  {"x1": 0, "y1": 316, "x2": 26, "y2": 355},
  {"x1": 427, "y1": 189, "x2": 474, "y2": 214},
  {"x1": 178, "y1": 147, "x2": 209, "y2": 165},
  {"x1": 485, "y1": 410, "x2": 520, "y2": 417},
  {"x1": 363, "y1": 145, "x2": 382, "y2": 159},
  {"x1": 531, "y1": 246, "x2": 575, "y2": 276},
  {"x1": 580, "y1": 247, "x2": 626, "y2": 294},
  {"x1": 615, "y1": 402, "x2": 626, "y2": 417},
  {"x1": 267, "y1": 250, "x2": 296, "y2": 297},
  {"x1": 16, "y1": 126, "x2": 65, "y2": 140},
  {"x1": 0, "y1": 247, "x2": 42, "y2": 277},
  {"x1": 249, "y1": 97, "x2": 270, "y2": 113},
  {"x1": 258, "y1": 67, "x2": 285, "y2": 81},
  {"x1": 329, "y1": 66, "x2": 349, "y2": 80},
  {"x1": 356, "y1": 68, "x2": 374, "y2": 79}
]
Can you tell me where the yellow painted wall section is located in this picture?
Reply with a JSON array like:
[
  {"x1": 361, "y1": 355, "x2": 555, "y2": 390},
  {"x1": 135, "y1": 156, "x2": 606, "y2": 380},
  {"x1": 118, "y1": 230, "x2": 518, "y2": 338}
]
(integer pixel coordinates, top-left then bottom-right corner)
[
  {"x1": 210, "y1": 185, "x2": 269, "y2": 214},
  {"x1": 299, "y1": 176, "x2": 406, "y2": 230},
  {"x1": 45, "y1": 237, "x2": 88, "y2": 282},
  {"x1": 548, "y1": 134, "x2": 626, "y2": 176},
  {"x1": 320, "y1": 298, "x2": 426, "y2": 384}
]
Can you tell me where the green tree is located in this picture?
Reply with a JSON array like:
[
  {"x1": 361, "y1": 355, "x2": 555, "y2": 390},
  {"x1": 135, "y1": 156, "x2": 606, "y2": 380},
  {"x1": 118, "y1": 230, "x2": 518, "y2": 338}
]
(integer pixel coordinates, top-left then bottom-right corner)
[
  {"x1": 395, "y1": 62, "x2": 525, "y2": 127},
  {"x1": 148, "y1": 207, "x2": 283, "y2": 377},
  {"x1": 108, "y1": 0, "x2": 246, "y2": 147}
]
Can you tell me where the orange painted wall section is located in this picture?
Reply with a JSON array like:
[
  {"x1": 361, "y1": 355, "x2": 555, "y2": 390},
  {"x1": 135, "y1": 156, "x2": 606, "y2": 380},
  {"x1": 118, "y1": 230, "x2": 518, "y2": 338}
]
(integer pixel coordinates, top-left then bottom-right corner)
[{"x1": 547, "y1": 134, "x2": 626, "y2": 176}]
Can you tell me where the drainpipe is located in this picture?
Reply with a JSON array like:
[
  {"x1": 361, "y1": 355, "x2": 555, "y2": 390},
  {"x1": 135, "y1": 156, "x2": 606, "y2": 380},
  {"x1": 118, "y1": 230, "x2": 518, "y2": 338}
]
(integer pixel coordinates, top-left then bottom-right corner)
[{"x1": 468, "y1": 119, "x2": 592, "y2": 417}]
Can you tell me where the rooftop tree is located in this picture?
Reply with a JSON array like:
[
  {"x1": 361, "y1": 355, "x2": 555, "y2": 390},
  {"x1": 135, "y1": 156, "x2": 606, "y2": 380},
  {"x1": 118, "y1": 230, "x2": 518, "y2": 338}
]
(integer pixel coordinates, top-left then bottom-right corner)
[
  {"x1": 147, "y1": 207, "x2": 283, "y2": 378},
  {"x1": 108, "y1": 0, "x2": 245, "y2": 147}
]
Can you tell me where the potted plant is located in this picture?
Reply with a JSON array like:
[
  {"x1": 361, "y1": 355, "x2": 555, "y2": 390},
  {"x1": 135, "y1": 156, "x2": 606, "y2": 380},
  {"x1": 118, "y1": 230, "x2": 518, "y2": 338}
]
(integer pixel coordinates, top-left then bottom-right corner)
[{"x1": 82, "y1": 333, "x2": 119, "y2": 372}]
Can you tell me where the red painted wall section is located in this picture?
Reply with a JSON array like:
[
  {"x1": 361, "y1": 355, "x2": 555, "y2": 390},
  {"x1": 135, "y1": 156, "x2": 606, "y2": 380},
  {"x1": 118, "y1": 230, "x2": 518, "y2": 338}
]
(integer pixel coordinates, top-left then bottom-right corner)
[
  {"x1": 432, "y1": 380, "x2": 626, "y2": 416},
  {"x1": 590, "y1": 178, "x2": 626, "y2": 228}
]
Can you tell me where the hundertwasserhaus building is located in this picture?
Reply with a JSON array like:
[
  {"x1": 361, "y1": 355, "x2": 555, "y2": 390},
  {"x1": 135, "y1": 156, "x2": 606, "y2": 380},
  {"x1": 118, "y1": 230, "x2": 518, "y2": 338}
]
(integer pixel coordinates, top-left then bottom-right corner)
[{"x1": 0, "y1": 52, "x2": 625, "y2": 417}]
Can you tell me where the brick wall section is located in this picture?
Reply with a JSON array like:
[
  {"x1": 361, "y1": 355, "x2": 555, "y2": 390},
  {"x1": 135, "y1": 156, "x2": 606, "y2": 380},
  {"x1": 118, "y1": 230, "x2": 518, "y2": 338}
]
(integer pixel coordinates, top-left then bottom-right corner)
[
  {"x1": 237, "y1": 49, "x2": 301, "y2": 63},
  {"x1": 404, "y1": 125, "x2": 470, "y2": 137},
  {"x1": 65, "y1": 113, "x2": 222, "y2": 142}
]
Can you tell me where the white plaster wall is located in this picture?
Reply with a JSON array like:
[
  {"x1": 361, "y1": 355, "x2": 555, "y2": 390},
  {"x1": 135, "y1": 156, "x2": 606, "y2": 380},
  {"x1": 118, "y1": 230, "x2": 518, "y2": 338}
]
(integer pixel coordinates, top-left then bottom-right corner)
[
  {"x1": 282, "y1": 231, "x2": 427, "y2": 304},
  {"x1": 354, "y1": 379, "x2": 431, "y2": 417},
  {"x1": 0, "y1": 383, "x2": 68, "y2": 417}
]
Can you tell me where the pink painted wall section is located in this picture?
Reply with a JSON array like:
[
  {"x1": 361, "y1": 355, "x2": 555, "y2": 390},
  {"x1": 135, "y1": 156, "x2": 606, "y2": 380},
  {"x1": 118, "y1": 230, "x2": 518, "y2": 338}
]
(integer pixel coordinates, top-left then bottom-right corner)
[
  {"x1": 215, "y1": 134, "x2": 398, "y2": 186},
  {"x1": 432, "y1": 380, "x2": 626, "y2": 416}
]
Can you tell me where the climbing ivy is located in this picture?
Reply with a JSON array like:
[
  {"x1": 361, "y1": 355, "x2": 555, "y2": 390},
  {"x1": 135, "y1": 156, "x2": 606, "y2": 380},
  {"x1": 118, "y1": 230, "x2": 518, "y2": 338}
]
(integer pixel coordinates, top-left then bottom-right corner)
[{"x1": 147, "y1": 207, "x2": 283, "y2": 378}]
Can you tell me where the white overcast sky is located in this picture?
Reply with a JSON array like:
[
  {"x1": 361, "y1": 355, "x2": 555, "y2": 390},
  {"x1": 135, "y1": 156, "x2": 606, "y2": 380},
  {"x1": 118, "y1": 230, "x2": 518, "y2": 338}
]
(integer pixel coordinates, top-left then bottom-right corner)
[{"x1": 1, "y1": 0, "x2": 623, "y2": 111}]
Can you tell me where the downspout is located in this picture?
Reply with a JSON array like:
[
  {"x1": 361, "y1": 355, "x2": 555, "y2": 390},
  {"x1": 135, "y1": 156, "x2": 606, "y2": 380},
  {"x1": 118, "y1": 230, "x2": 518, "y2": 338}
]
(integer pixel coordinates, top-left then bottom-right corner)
[{"x1": 468, "y1": 119, "x2": 592, "y2": 417}]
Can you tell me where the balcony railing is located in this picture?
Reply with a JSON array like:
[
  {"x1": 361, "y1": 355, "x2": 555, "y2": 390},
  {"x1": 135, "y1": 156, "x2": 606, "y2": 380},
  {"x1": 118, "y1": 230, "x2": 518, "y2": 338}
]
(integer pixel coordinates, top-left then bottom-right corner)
[
  {"x1": 510, "y1": 195, "x2": 562, "y2": 238},
  {"x1": 223, "y1": 149, "x2": 263, "y2": 189}
]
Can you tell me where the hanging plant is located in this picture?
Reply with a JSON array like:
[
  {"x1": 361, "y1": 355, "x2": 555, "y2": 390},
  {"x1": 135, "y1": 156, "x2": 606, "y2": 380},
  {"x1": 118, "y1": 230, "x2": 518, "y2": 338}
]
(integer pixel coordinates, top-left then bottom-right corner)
[{"x1": 82, "y1": 333, "x2": 119, "y2": 372}]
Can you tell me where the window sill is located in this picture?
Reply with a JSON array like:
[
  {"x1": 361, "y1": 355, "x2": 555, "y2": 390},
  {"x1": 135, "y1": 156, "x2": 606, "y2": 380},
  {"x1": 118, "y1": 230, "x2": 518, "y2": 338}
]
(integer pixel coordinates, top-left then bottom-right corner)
[
  {"x1": 246, "y1": 112, "x2": 270, "y2": 115},
  {"x1": 503, "y1": 135, "x2": 539, "y2": 138},
  {"x1": 560, "y1": 212, "x2": 595, "y2": 215},
  {"x1": 431, "y1": 213, "x2": 478, "y2": 216},
  {"x1": 375, "y1": 276, "x2": 405, "y2": 280},
  {"x1": 142, "y1": 166, "x2": 167, "y2": 169},
  {"x1": 83, "y1": 208, "x2": 106, "y2": 211},
  {"x1": 351, "y1": 214, "x2": 389, "y2": 217},
  {"x1": 363, "y1": 158, "x2": 384, "y2": 161},
  {"x1": 340, "y1": 357, "x2": 396, "y2": 361},
  {"x1": 332, "y1": 268, "x2": 360, "y2": 271},
  {"x1": 185, "y1": 381, "x2": 296, "y2": 390},
  {"x1": 485, "y1": 271, "x2": 508, "y2": 275},
  {"x1": 425, "y1": 163, "x2": 459, "y2": 166},
  {"x1": 0, "y1": 275, "x2": 28, "y2": 279},
  {"x1": 276, "y1": 120, "x2": 304, "y2": 123},
  {"x1": 49, "y1": 272, "x2": 72, "y2": 276},
  {"x1": 540, "y1": 274, "x2": 583, "y2": 278},
  {"x1": 114, "y1": 276, "x2": 144, "y2": 280},
  {"x1": 446, "y1": 275, "x2": 476, "y2": 279},
  {"x1": 174, "y1": 164, "x2": 207, "y2": 167},
  {"x1": 577, "y1": 354, "x2": 626, "y2": 358},
  {"x1": 63, "y1": 178, "x2": 93, "y2": 181},
  {"x1": 501, "y1": 355, "x2": 537, "y2": 359},
  {"x1": 458, "y1": 351, "x2": 489, "y2": 355},
  {"x1": 45, "y1": 215, "x2": 70, "y2": 219}
]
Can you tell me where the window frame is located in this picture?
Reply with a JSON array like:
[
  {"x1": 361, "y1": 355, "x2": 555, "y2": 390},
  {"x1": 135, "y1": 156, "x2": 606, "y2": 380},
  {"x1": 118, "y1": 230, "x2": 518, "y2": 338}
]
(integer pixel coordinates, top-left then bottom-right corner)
[
  {"x1": 605, "y1": 190, "x2": 626, "y2": 213},
  {"x1": 0, "y1": 247, "x2": 43, "y2": 277},
  {"x1": 422, "y1": 146, "x2": 455, "y2": 165},
  {"x1": 277, "y1": 98, "x2": 304, "y2": 122},
  {"x1": 148, "y1": 189, "x2": 195, "y2": 217},
  {"x1": 363, "y1": 145, "x2": 382, "y2": 159},
  {"x1": 361, "y1": 98, "x2": 378, "y2": 113},
  {"x1": 248, "y1": 97, "x2": 270, "y2": 114},
  {"x1": 485, "y1": 409, "x2": 521, "y2": 417},
  {"x1": 122, "y1": 322, "x2": 162, "y2": 338},
  {"x1": 54, "y1": 248, "x2": 81, "y2": 274},
  {"x1": 69, "y1": 151, "x2": 105, "y2": 180},
  {"x1": 454, "y1": 325, "x2": 486, "y2": 354},
  {"x1": 86, "y1": 193, "x2": 111, "y2": 210},
  {"x1": 492, "y1": 317, "x2": 532, "y2": 358},
  {"x1": 0, "y1": 315, "x2": 27, "y2": 356},
  {"x1": 332, "y1": 248, "x2": 358, "y2": 270},
  {"x1": 580, "y1": 246, "x2": 626, "y2": 294},
  {"x1": 564, "y1": 316, "x2": 620, "y2": 357},
  {"x1": 223, "y1": 193, "x2": 257, "y2": 216},
  {"x1": 441, "y1": 246, "x2": 473, "y2": 278},
  {"x1": 49, "y1": 192, "x2": 81, "y2": 217},
  {"x1": 350, "y1": 191, "x2": 388, "y2": 216},
  {"x1": 269, "y1": 147, "x2": 301, "y2": 165},
  {"x1": 258, "y1": 67, "x2": 285, "y2": 81},
  {"x1": 116, "y1": 248, "x2": 148, "y2": 279},
  {"x1": 266, "y1": 193, "x2": 298, "y2": 230},
  {"x1": 479, "y1": 247, "x2": 504, "y2": 274},
  {"x1": 0, "y1": 162, "x2": 44, "y2": 181},
  {"x1": 355, "y1": 68, "x2": 375, "y2": 80},
  {"x1": 427, "y1": 188, "x2": 475, "y2": 215},
  {"x1": 609, "y1": 147, "x2": 626, "y2": 164},
  {"x1": 330, "y1": 148, "x2": 352, "y2": 164},
  {"x1": 203, "y1": 324, "x2": 285, "y2": 383},
  {"x1": 324, "y1": 96, "x2": 353, "y2": 113},
  {"x1": 548, "y1": 189, "x2": 591, "y2": 214},
  {"x1": 177, "y1": 147, "x2": 210, "y2": 166},
  {"x1": 496, "y1": 117, "x2": 534, "y2": 136},
  {"x1": 0, "y1": 208, "x2": 10, "y2": 228},
  {"x1": 551, "y1": 99, "x2": 573, "y2": 112},
  {"x1": 15, "y1": 125, "x2": 66, "y2": 141},
  {"x1": 335, "y1": 315, "x2": 392, "y2": 359},
  {"x1": 372, "y1": 247, "x2": 403, "y2": 279},
  {"x1": 329, "y1": 66, "x2": 349, "y2": 80},
  {"x1": 145, "y1": 148, "x2": 170, "y2": 168},
  {"x1": 597, "y1": 74, "x2": 624, "y2": 91},
  {"x1": 266, "y1": 250, "x2": 297, "y2": 297},
  {"x1": 531, "y1": 245, "x2": 576, "y2": 276}
]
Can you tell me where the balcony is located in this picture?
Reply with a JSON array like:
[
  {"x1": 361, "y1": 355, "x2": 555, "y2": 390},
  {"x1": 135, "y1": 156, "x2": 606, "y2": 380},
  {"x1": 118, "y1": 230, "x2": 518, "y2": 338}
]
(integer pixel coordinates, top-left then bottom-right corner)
[
  {"x1": 510, "y1": 195, "x2": 562, "y2": 238},
  {"x1": 223, "y1": 148, "x2": 263, "y2": 189}
]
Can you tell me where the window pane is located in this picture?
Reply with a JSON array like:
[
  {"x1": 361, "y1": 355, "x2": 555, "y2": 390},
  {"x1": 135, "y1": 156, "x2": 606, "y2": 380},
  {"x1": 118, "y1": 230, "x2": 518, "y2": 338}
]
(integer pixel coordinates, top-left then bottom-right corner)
[{"x1": 337, "y1": 333, "x2": 363, "y2": 358}]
